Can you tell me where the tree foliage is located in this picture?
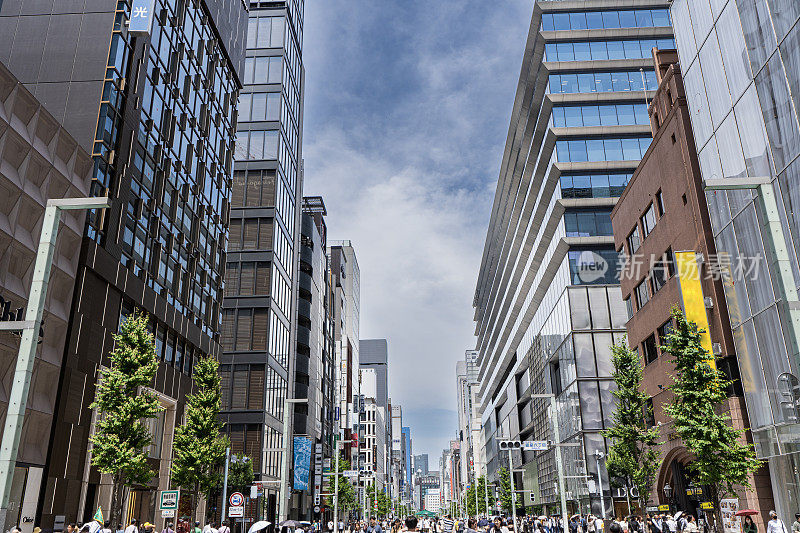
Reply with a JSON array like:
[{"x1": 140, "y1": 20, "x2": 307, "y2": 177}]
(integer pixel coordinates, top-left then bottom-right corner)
[
  {"x1": 227, "y1": 454, "x2": 255, "y2": 492},
  {"x1": 329, "y1": 454, "x2": 360, "y2": 513},
  {"x1": 496, "y1": 467, "x2": 515, "y2": 514},
  {"x1": 602, "y1": 338, "x2": 661, "y2": 510},
  {"x1": 662, "y1": 308, "x2": 762, "y2": 530},
  {"x1": 465, "y1": 476, "x2": 489, "y2": 516},
  {"x1": 171, "y1": 355, "x2": 229, "y2": 521},
  {"x1": 90, "y1": 310, "x2": 163, "y2": 527}
]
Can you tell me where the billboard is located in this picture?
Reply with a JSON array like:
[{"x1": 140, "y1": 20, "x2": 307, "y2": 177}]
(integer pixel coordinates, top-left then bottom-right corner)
[
  {"x1": 675, "y1": 251, "x2": 716, "y2": 369},
  {"x1": 293, "y1": 436, "x2": 313, "y2": 491}
]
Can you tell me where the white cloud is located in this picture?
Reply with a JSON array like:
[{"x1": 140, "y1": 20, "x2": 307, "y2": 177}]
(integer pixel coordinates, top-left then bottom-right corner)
[{"x1": 302, "y1": 0, "x2": 532, "y2": 456}]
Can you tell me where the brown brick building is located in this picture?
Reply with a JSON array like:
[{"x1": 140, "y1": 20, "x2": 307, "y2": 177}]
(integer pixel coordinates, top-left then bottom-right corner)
[{"x1": 610, "y1": 50, "x2": 773, "y2": 523}]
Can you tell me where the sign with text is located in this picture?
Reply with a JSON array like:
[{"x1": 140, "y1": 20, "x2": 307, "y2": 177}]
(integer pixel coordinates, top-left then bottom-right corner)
[
  {"x1": 159, "y1": 490, "x2": 179, "y2": 511},
  {"x1": 523, "y1": 441, "x2": 549, "y2": 451},
  {"x1": 129, "y1": 0, "x2": 155, "y2": 34}
]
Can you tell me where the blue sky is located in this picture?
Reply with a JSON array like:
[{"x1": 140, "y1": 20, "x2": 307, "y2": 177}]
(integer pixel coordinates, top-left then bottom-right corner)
[{"x1": 302, "y1": 0, "x2": 532, "y2": 460}]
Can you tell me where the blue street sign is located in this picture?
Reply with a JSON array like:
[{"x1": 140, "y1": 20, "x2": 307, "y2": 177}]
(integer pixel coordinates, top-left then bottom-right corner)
[{"x1": 129, "y1": 0, "x2": 155, "y2": 34}]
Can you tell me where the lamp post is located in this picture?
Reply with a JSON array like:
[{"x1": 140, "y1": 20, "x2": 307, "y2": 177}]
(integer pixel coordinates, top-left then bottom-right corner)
[
  {"x1": 0, "y1": 196, "x2": 111, "y2": 533},
  {"x1": 279, "y1": 397, "x2": 309, "y2": 523},
  {"x1": 594, "y1": 451, "x2": 606, "y2": 520},
  {"x1": 663, "y1": 482, "x2": 674, "y2": 513}
]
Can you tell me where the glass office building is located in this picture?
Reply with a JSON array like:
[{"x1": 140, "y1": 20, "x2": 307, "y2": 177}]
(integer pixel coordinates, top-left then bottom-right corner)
[
  {"x1": 0, "y1": 0, "x2": 246, "y2": 526},
  {"x1": 221, "y1": 0, "x2": 304, "y2": 522},
  {"x1": 669, "y1": 0, "x2": 800, "y2": 519},
  {"x1": 473, "y1": 0, "x2": 671, "y2": 514}
]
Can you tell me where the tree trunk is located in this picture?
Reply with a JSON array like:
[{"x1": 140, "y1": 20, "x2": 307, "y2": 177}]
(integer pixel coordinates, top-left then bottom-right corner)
[
  {"x1": 624, "y1": 480, "x2": 632, "y2": 516},
  {"x1": 191, "y1": 483, "x2": 199, "y2": 525}
]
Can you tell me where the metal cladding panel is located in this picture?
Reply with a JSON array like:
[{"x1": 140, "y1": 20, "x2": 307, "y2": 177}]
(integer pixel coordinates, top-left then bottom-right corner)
[{"x1": 203, "y1": 0, "x2": 247, "y2": 83}]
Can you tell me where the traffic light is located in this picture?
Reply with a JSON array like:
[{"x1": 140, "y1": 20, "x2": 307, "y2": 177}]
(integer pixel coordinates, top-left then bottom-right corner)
[{"x1": 498, "y1": 440, "x2": 522, "y2": 450}]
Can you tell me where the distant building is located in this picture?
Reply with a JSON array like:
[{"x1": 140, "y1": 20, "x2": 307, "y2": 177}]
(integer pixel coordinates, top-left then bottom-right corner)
[
  {"x1": 360, "y1": 339, "x2": 388, "y2": 407},
  {"x1": 424, "y1": 488, "x2": 441, "y2": 513},
  {"x1": 414, "y1": 454, "x2": 429, "y2": 476}
]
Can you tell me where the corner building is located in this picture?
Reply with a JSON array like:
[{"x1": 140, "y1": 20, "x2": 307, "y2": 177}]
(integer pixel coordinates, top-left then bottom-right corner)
[
  {"x1": 668, "y1": 0, "x2": 800, "y2": 520},
  {"x1": 473, "y1": 0, "x2": 672, "y2": 515},
  {"x1": 0, "y1": 0, "x2": 246, "y2": 526},
  {"x1": 221, "y1": 0, "x2": 303, "y2": 523}
]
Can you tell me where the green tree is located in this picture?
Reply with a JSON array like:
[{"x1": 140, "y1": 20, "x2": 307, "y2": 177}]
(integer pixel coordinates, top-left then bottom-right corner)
[
  {"x1": 662, "y1": 308, "x2": 762, "y2": 531},
  {"x1": 496, "y1": 468, "x2": 514, "y2": 514},
  {"x1": 329, "y1": 454, "x2": 360, "y2": 513},
  {"x1": 171, "y1": 355, "x2": 229, "y2": 521},
  {"x1": 465, "y1": 476, "x2": 489, "y2": 516},
  {"x1": 602, "y1": 338, "x2": 662, "y2": 511},
  {"x1": 227, "y1": 454, "x2": 254, "y2": 493},
  {"x1": 90, "y1": 310, "x2": 163, "y2": 527}
]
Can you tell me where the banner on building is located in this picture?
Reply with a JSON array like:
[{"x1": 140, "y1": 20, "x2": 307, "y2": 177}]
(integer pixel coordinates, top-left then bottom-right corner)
[
  {"x1": 675, "y1": 250, "x2": 716, "y2": 369},
  {"x1": 293, "y1": 436, "x2": 313, "y2": 491}
]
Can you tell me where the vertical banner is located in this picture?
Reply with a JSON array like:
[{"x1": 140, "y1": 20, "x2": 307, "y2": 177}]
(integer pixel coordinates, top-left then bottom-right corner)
[
  {"x1": 675, "y1": 250, "x2": 716, "y2": 369},
  {"x1": 293, "y1": 436, "x2": 313, "y2": 491}
]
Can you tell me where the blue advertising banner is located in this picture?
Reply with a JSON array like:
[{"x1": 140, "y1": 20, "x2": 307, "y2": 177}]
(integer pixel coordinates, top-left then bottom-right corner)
[
  {"x1": 129, "y1": 0, "x2": 155, "y2": 34},
  {"x1": 293, "y1": 436, "x2": 313, "y2": 491}
]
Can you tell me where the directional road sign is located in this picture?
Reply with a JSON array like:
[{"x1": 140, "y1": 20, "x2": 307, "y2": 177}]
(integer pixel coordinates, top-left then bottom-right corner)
[{"x1": 523, "y1": 441, "x2": 549, "y2": 451}]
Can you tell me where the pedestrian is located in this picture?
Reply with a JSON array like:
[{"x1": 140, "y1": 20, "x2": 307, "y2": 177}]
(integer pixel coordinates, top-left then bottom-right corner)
[
  {"x1": 683, "y1": 517, "x2": 697, "y2": 533},
  {"x1": 101, "y1": 522, "x2": 112, "y2": 533},
  {"x1": 367, "y1": 517, "x2": 384, "y2": 533},
  {"x1": 792, "y1": 515, "x2": 800, "y2": 533},
  {"x1": 743, "y1": 516, "x2": 757, "y2": 533},
  {"x1": 769, "y1": 512, "x2": 789, "y2": 533},
  {"x1": 218, "y1": 522, "x2": 231, "y2": 533},
  {"x1": 162, "y1": 523, "x2": 175, "y2": 533},
  {"x1": 665, "y1": 515, "x2": 677, "y2": 533},
  {"x1": 407, "y1": 518, "x2": 420, "y2": 533}
]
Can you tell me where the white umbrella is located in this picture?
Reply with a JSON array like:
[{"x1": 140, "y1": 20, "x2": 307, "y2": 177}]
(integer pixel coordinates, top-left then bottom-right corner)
[
  {"x1": 248, "y1": 521, "x2": 272, "y2": 533},
  {"x1": 674, "y1": 513, "x2": 684, "y2": 521}
]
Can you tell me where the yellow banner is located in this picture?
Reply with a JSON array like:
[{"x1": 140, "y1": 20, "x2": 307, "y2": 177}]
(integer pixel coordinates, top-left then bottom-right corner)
[{"x1": 675, "y1": 251, "x2": 716, "y2": 369}]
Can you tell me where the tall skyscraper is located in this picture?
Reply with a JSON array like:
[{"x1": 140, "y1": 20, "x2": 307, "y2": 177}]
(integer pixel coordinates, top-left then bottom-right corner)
[
  {"x1": 0, "y1": 0, "x2": 246, "y2": 526},
  {"x1": 359, "y1": 338, "x2": 388, "y2": 409},
  {"x1": 669, "y1": 0, "x2": 800, "y2": 519},
  {"x1": 473, "y1": 1, "x2": 672, "y2": 514},
  {"x1": 328, "y1": 242, "x2": 360, "y2": 459},
  {"x1": 221, "y1": 0, "x2": 303, "y2": 523}
]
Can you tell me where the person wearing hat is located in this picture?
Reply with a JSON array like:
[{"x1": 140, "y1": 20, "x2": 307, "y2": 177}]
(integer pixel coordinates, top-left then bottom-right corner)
[{"x1": 768, "y1": 512, "x2": 788, "y2": 533}]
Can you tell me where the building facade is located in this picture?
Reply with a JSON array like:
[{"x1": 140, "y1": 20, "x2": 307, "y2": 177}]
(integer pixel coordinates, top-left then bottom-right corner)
[
  {"x1": 473, "y1": 0, "x2": 672, "y2": 514},
  {"x1": 221, "y1": 0, "x2": 303, "y2": 522},
  {"x1": 668, "y1": 0, "x2": 800, "y2": 520},
  {"x1": 610, "y1": 50, "x2": 774, "y2": 522},
  {"x1": 0, "y1": 61, "x2": 93, "y2": 532},
  {"x1": 0, "y1": 0, "x2": 246, "y2": 525},
  {"x1": 328, "y1": 241, "x2": 360, "y2": 462}
]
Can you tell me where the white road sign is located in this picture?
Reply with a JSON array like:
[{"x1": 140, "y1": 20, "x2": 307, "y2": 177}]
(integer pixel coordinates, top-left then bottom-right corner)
[{"x1": 523, "y1": 441, "x2": 549, "y2": 451}]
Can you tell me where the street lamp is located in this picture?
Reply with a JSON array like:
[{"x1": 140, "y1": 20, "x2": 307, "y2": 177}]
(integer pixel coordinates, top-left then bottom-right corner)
[
  {"x1": 0, "y1": 196, "x2": 111, "y2": 532},
  {"x1": 279, "y1": 397, "x2": 309, "y2": 523},
  {"x1": 594, "y1": 451, "x2": 606, "y2": 520},
  {"x1": 663, "y1": 482, "x2": 675, "y2": 513}
]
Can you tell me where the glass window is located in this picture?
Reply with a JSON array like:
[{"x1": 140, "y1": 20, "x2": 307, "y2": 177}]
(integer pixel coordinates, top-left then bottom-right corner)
[
  {"x1": 575, "y1": 333, "x2": 597, "y2": 377},
  {"x1": 607, "y1": 41, "x2": 624, "y2": 60},
  {"x1": 641, "y1": 203, "x2": 657, "y2": 237},
  {"x1": 542, "y1": 13, "x2": 555, "y2": 31},
  {"x1": 635, "y1": 10, "x2": 653, "y2": 27},
  {"x1": 635, "y1": 279, "x2": 650, "y2": 308},
  {"x1": 602, "y1": 11, "x2": 620, "y2": 28},
  {"x1": 755, "y1": 53, "x2": 800, "y2": 171},
  {"x1": 570, "y1": 12, "x2": 587, "y2": 30},
  {"x1": 643, "y1": 333, "x2": 658, "y2": 365},
  {"x1": 556, "y1": 42, "x2": 574, "y2": 61},
  {"x1": 583, "y1": 105, "x2": 601, "y2": 126},
  {"x1": 617, "y1": 104, "x2": 636, "y2": 125},
  {"x1": 699, "y1": 31, "x2": 732, "y2": 128},
  {"x1": 568, "y1": 140, "x2": 588, "y2": 162},
  {"x1": 565, "y1": 106, "x2": 583, "y2": 127},
  {"x1": 586, "y1": 140, "x2": 605, "y2": 161},
  {"x1": 552, "y1": 107, "x2": 566, "y2": 127},
  {"x1": 652, "y1": 9, "x2": 671, "y2": 26},
  {"x1": 689, "y1": 0, "x2": 714, "y2": 43},
  {"x1": 657, "y1": 319, "x2": 674, "y2": 348},
  {"x1": 574, "y1": 42, "x2": 591, "y2": 61},
  {"x1": 595, "y1": 72, "x2": 613, "y2": 92},
  {"x1": 590, "y1": 41, "x2": 608, "y2": 60},
  {"x1": 716, "y1": 3, "x2": 752, "y2": 101},
  {"x1": 672, "y1": 0, "x2": 697, "y2": 67},
  {"x1": 627, "y1": 226, "x2": 641, "y2": 253},
  {"x1": 579, "y1": 381, "x2": 602, "y2": 430},
  {"x1": 588, "y1": 287, "x2": 611, "y2": 329},
  {"x1": 570, "y1": 287, "x2": 591, "y2": 330},
  {"x1": 578, "y1": 73, "x2": 596, "y2": 93},
  {"x1": 737, "y1": 0, "x2": 778, "y2": 74},
  {"x1": 619, "y1": 10, "x2": 637, "y2": 27},
  {"x1": 599, "y1": 105, "x2": 617, "y2": 126},
  {"x1": 586, "y1": 11, "x2": 604, "y2": 29},
  {"x1": 553, "y1": 13, "x2": 570, "y2": 30},
  {"x1": 604, "y1": 138, "x2": 623, "y2": 160}
]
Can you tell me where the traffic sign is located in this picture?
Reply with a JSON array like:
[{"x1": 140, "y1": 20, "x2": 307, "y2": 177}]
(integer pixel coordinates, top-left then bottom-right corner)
[
  {"x1": 229, "y1": 492, "x2": 245, "y2": 507},
  {"x1": 658, "y1": 505, "x2": 670, "y2": 511},
  {"x1": 344, "y1": 469, "x2": 359, "y2": 478},
  {"x1": 314, "y1": 506, "x2": 321, "y2": 513},
  {"x1": 228, "y1": 506, "x2": 244, "y2": 518},
  {"x1": 159, "y1": 490, "x2": 179, "y2": 511},
  {"x1": 161, "y1": 510, "x2": 175, "y2": 519},
  {"x1": 523, "y1": 441, "x2": 549, "y2": 451}
]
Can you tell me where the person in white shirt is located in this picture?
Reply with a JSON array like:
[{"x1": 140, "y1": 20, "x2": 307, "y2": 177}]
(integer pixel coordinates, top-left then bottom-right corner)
[
  {"x1": 123, "y1": 520, "x2": 138, "y2": 533},
  {"x1": 768, "y1": 512, "x2": 789, "y2": 533}
]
